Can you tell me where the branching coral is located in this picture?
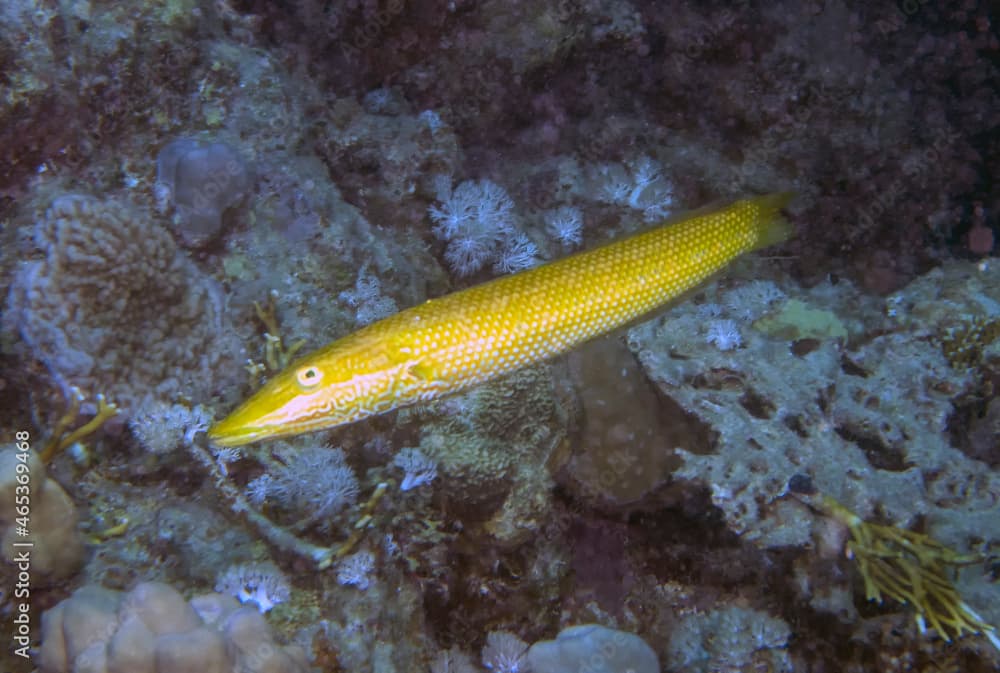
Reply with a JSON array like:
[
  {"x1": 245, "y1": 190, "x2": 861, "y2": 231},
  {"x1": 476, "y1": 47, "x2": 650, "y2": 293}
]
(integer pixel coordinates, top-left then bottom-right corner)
[
  {"x1": 819, "y1": 496, "x2": 999, "y2": 652},
  {"x1": 249, "y1": 291, "x2": 306, "y2": 376},
  {"x1": 38, "y1": 386, "x2": 119, "y2": 463}
]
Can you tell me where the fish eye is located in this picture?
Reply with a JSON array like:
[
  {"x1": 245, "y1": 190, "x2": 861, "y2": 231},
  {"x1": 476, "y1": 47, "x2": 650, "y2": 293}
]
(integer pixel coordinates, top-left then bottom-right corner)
[{"x1": 295, "y1": 365, "x2": 323, "y2": 388}]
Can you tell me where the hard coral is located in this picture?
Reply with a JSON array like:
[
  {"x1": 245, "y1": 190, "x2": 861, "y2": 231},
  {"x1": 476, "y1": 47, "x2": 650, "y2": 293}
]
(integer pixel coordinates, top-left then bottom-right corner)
[
  {"x1": 627, "y1": 260, "x2": 1000, "y2": 641},
  {"x1": 155, "y1": 138, "x2": 252, "y2": 249},
  {"x1": 529, "y1": 624, "x2": 660, "y2": 673},
  {"x1": 400, "y1": 364, "x2": 566, "y2": 546},
  {"x1": 0, "y1": 0, "x2": 204, "y2": 189},
  {"x1": 0, "y1": 446, "x2": 83, "y2": 578},
  {"x1": 819, "y1": 495, "x2": 1000, "y2": 651},
  {"x1": 666, "y1": 605, "x2": 792, "y2": 673},
  {"x1": 36, "y1": 581, "x2": 309, "y2": 673},
  {"x1": 4, "y1": 194, "x2": 244, "y2": 411}
]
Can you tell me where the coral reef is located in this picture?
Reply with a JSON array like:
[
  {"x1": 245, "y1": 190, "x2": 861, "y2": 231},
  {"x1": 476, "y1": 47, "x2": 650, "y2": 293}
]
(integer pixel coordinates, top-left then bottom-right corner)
[
  {"x1": 0, "y1": 0, "x2": 997, "y2": 671},
  {"x1": 666, "y1": 605, "x2": 792, "y2": 673},
  {"x1": 400, "y1": 363, "x2": 567, "y2": 547},
  {"x1": 4, "y1": 194, "x2": 244, "y2": 411},
  {"x1": 36, "y1": 582, "x2": 309, "y2": 673},
  {"x1": 626, "y1": 258, "x2": 1000, "y2": 653}
]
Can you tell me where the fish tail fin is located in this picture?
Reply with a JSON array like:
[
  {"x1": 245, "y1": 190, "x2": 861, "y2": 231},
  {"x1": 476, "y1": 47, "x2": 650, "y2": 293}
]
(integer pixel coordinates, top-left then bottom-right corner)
[{"x1": 748, "y1": 191, "x2": 795, "y2": 250}]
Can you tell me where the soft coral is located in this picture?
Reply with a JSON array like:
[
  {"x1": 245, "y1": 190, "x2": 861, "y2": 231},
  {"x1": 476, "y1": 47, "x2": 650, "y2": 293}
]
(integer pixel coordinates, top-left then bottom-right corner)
[{"x1": 429, "y1": 177, "x2": 538, "y2": 276}]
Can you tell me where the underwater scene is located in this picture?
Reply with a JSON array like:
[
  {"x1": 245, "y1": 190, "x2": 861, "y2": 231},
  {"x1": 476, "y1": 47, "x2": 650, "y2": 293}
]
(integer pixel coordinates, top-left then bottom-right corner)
[{"x1": 0, "y1": 1, "x2": 998, "y2": 671}]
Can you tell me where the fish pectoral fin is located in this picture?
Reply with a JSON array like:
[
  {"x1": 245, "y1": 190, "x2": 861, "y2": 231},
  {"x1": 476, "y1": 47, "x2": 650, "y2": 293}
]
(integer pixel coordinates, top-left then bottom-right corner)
[
  {"x1": 385, "y1": 345, "x2": 435, "y2": 382},
  {"x1": 401, "y1": 357, "x2": 436, "y2": 382}
]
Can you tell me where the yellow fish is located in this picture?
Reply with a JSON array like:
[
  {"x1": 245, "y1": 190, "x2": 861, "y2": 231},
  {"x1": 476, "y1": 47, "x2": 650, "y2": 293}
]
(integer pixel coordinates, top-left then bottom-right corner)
[{"x1": 209, "y1": 193, "x2": 793, "y2": 447}]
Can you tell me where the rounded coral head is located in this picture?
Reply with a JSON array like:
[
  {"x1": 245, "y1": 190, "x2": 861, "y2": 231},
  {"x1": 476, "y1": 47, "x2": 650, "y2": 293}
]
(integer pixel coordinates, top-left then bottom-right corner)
[{"x1": 156, "y1": 137, "x2": 252, "y2": 248}]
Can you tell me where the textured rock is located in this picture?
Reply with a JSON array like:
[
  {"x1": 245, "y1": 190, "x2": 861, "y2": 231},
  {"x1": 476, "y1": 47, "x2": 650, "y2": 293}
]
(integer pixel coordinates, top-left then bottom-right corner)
[
  {"x1": 155, "y1": 138, "x2": 252, "y2": 248},
  {"x1": 527, "y1": 624, "x2": 659, "y2": 673}
]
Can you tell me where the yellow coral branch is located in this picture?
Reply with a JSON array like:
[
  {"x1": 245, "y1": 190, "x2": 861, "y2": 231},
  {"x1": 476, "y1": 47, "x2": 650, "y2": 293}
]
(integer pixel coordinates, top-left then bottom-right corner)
[
  {"x1": 334, "y1": 481, "x2": 389, "y2": 559},
  {"x1": 253, "y1": 294, "x2": 306, "y2": 373},
  {"x1": 40, "y1": 389, "x2": 119, "y2": 463},
  {"x1": 39, "y1": 387, "x2": 84, "y2": 462},
  {"x1": 820, "y1": 496, "x2": 998, "y2": 651}
]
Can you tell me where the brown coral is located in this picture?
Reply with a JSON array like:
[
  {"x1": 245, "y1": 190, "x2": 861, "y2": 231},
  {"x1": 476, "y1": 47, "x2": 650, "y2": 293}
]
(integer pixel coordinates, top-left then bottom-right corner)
[{"x1": 4, "y1": 194, "x2": 244, "y2": 410}]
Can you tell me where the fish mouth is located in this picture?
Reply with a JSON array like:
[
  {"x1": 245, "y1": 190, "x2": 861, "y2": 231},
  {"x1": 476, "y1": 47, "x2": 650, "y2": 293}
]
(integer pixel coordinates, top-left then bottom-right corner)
[
  {"x1": 206, "y1": 420, "x2": 272, "y2": 447},
  {"x1": 207, "y1": 418, "x2": 318, "y2": 447},
  {"x1": 208, "y1": 377, "x2": 315, "y2": 447},
  {"x1": 208, "y1": 404, "x2": 341, "y2": 447},
  {"x1": 207, "y1": 401, "x2": 289, "y2": 447}
]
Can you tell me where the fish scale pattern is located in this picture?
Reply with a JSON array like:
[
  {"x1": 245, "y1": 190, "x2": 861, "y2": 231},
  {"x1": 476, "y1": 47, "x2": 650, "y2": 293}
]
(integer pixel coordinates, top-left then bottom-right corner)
[
  {"x1": 210, "y1": 194, "x2": 791, "y2": 446},
  {"x1": 397, "y1": 198, "x2": 762, "y2": 388}
]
